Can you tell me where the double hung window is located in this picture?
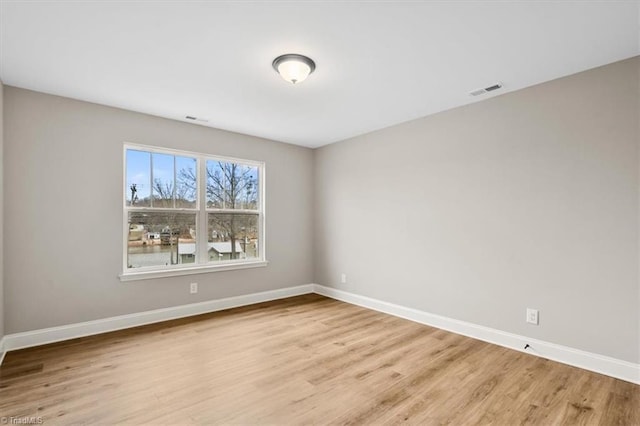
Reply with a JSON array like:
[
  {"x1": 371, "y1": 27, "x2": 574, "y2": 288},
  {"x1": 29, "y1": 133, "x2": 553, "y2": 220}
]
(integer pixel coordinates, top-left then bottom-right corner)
[{"x1": 122, "y1": 144, "x2": 265, "y2": 279}]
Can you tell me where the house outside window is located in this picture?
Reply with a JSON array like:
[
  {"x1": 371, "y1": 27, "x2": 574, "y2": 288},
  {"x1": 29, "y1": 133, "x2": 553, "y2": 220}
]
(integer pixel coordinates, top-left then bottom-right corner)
[{"x1": 122, "y1": 144, "x2": 265, "y2": 280}]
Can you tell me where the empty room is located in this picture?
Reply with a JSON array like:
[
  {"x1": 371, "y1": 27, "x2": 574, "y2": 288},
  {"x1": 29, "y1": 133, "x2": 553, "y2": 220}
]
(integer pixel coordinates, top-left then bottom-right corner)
[{"x1": 0, "y1": 0, "x2": 639, "y2": 424}]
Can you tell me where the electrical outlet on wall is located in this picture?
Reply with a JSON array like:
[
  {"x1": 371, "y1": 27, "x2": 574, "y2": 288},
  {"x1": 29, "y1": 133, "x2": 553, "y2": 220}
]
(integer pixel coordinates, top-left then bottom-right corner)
[
  {"x1": 340, "y1": 273, "x2": 347, "y2": 284},
  {"x1": 190, "y1": 282, "x2": 198, "y2": 294},
  {"x1": 526, "y1": 308, "x2": 539, "y2": 325}
]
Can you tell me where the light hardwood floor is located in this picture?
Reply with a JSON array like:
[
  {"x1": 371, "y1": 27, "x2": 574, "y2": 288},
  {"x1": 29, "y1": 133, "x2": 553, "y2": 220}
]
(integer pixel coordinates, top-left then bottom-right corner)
[{"x1": 1, "y1": 294, "x2": 638, "y2": 425}]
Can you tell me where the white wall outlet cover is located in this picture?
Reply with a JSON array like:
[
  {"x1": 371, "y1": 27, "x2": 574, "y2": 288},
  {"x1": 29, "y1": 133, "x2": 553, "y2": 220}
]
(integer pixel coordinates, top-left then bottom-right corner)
[
  {"x1": 190, "y1": 283, "x2": 198, "y2": 294},
  {"x1": 340, "y1": 273, "x2": 347, "y2": 284},
  {"x1": 526, "y1": 308, "x2": 539, "y2": 325}
]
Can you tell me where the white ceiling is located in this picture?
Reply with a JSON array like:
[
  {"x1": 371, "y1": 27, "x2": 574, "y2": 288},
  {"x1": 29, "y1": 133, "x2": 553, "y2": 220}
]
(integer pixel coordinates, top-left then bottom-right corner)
[{"x1": 1, "y1": 1, "x2": 638, "y2": 148}]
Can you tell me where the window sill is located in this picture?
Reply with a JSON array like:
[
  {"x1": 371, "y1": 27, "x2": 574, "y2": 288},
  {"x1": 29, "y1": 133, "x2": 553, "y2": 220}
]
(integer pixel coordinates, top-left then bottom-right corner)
[{"x1": 119, "y1": 260, "x2": 269, "y2": 282}]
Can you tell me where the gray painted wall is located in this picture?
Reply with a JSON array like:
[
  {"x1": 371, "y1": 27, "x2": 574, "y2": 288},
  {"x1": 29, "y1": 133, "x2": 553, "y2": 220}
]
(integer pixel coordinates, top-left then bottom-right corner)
[
  {"x1": 3, "y1": 87, "x2": 314, "y2": 333},
  {"x1": 314, "y1": 57, "x2": 640, "y2": 363},
  {"x1": 0, "y1": 80, "x2": 4, "y2": 340}
]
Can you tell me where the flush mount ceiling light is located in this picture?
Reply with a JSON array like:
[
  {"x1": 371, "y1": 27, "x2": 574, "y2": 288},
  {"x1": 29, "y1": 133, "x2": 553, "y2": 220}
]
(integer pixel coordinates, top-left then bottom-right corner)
[{"x1": 272, "y1": 54, "x2": 316, "y2": 84}]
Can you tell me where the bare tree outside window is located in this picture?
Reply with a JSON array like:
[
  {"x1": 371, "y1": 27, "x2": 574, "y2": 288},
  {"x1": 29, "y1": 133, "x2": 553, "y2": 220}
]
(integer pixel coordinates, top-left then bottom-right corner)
[{"x1": 207, "y1": 161, "x2": 258, "y2": 260}]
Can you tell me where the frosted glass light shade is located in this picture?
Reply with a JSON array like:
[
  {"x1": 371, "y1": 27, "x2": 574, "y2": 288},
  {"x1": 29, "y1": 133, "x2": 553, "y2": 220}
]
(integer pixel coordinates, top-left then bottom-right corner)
[
  {"x1": 277, "y1": 60, "x2": 311, "y2": 84},
  {"x1": 272, "y1": 54, "x2": 316, "y2": 84}
]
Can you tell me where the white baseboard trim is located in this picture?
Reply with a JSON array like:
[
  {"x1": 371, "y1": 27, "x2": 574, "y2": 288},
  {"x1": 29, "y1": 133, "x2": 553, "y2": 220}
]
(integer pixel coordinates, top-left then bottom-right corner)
[
  {"x1": 0, "y1": 336, "x2": 6, "y2": 365},
  {"x1": 313, "y1": 284, "x2": 640, "y2": 385},
  {"x1": 3, "y1": 283, "x2": 638, "y2": 385},
  {"x1": 2, "y1": 284, "x2": 314, "y2": 355}
]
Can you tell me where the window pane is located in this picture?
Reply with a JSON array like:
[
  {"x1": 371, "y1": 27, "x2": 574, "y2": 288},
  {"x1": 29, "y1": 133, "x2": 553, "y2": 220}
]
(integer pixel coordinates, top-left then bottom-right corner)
[
  {"x1": 152, "y1": 153, "x2": 175, "y2": 208},
  {"x1": 206, "y1": 161, "x2": 258, "y2": 210},
  {"x1": 176, "y1": 156, "x2": 197, "y2": 208},
  {"x1": 208, "y1": 213, "x2": 259, "y2": 261},
  {"x1": 127, "y1": 212, "x2": 196, "y2": 269},
  {"x1": 126, "y1": 150, "x2": 151, "y2": 207}
]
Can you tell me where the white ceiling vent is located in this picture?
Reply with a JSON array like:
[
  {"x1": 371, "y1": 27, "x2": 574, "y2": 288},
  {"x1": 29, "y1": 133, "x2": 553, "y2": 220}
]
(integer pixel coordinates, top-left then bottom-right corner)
[
  {"x1": 185, "y1": 116, "x2": 209, "y2": 123},
  {"x1": 469, "y1": 82, "x2": 503, "y2": 97}
]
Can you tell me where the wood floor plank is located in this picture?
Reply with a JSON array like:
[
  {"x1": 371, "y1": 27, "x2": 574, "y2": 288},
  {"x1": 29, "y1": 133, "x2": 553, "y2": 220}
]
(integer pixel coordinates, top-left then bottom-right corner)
[{"x1": 0, "y1": 294, "x2": 638, "y2": 425}]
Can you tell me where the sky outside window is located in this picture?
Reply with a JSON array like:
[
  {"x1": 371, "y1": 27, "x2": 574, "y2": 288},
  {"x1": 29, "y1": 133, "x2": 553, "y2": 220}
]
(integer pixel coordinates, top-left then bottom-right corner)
[{"x1": 126, "y1": 150, "x2": 150, "y2": 206}]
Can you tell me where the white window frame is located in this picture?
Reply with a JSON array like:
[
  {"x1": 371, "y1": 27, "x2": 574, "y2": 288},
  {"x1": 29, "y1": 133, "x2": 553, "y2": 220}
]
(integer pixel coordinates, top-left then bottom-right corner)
[{"x1": 120, "y1": 143, "x2": 267, "y2": 281}]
